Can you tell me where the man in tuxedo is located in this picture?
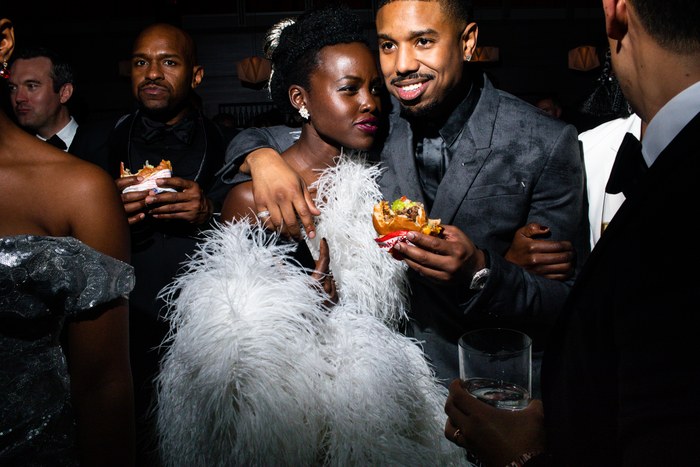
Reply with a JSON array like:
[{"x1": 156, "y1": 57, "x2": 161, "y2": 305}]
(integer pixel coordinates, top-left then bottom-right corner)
[
  {"x1": 6, "y1": 45, "x2": 116, "y2": 170},
  {"x1": 445, "y1": 0, "x2": 700, "y2": 464},
  {"x1": 97, "y1": 23, "x2": 228, "y2": 466},
  {"x1": 8, "y1": 46, "x2": 80, "y2": 151}
]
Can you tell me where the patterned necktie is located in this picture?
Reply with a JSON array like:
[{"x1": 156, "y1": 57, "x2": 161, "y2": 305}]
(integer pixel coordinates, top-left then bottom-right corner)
[
  {"x1": 605, "y1": 132, "x2": 647, "y2": 198},
  {"x1": 46, "y1": 134, "x2": 67, "y2": 150}
]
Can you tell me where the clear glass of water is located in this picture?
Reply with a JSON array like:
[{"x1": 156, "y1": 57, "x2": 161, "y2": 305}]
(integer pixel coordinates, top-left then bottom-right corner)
[{"x1": 458, "y1": 328, "x2": 532, "y2": 411}]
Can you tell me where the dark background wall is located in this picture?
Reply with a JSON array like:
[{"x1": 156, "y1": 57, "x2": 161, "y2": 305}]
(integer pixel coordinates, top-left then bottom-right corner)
[{"x1": 6, "y1": 0, "x2": 608, "y2": 131}]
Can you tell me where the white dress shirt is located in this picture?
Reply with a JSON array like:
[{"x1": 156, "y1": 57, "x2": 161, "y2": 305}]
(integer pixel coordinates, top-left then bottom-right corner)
[
  {"x1": 37, "y1": 116, "x2": 78, "y2": 152},
  {"x1": 643, "y1": 80, "x2": 700, "y2": 166}
]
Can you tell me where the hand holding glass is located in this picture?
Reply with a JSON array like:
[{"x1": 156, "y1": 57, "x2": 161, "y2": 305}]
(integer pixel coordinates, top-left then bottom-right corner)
[{"x1": 458, "y1": 328, "x2": 532, "y2": 410}]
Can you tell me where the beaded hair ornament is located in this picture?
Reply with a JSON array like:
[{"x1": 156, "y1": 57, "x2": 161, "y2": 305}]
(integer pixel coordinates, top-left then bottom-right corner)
[{"x1": 263, "y1": 17, "x2": 296, "y2": 96}]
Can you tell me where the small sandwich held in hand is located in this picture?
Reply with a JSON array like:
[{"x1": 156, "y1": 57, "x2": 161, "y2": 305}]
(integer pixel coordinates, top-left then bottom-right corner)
[
  {"x1": 373, "y1": 196, "x2": 443, "y2": 254},
  {"x1": 120, "y1": 159, "x2": 176, "y2": 194}
]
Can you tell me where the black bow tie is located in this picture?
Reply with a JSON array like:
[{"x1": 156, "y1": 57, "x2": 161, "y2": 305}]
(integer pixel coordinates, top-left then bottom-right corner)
[
  {"x1": 140, "y1": 115, "x2": 195, "y2": 144},
  {"x1": 46, "y1": 134, "x2": 67, "y2": 150},
  {"x1": 605, "y1": 132, "x2": 648, "y2": 198}
]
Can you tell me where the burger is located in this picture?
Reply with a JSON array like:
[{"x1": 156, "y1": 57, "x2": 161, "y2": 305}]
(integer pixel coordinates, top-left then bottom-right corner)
[
  {"x1": 373, "y1": 196, "x2": 444, "y2": 256},
  {"x1": 372, "y1": 196, "x2": 444, "y2": 237},
  {"x1": 120, "y1": 159, "x2": 176, "y2": 194},
  {"x1": 120, "y1": 159, "x2": 172, "y2": 178}
]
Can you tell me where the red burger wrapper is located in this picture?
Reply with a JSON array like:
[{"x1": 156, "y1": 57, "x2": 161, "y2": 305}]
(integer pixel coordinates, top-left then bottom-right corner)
[{"x1": 375, "y1": 230, "x2": 414, "y2": 259}]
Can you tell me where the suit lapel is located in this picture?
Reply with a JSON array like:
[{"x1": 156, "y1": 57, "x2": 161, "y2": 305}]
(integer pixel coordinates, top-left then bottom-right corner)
[{"x1": 430, "y1": 78, "x2": 498, "y2": 222}]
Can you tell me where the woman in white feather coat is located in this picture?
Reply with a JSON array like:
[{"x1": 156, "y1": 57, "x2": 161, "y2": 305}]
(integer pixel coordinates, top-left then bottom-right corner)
[{"x1": 155, "y1": 6, "x2": 468, "y2": 467}]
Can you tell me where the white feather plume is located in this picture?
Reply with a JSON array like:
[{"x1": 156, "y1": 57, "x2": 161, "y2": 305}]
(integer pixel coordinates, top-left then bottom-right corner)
[
  {"x1": 156, "y1": 156, "x2": 470, "y2": 466},
  {"x1": 310, "y1": 152, "x2": 410, "y2": 328}
]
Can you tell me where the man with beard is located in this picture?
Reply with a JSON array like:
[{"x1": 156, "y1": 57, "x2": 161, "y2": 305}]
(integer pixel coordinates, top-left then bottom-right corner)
[
  {"x1": 95, "y1": 23, "x2": 228, "y2": 466},
  {"x1": 221, "y1": 0, "x2": 586, "y2": 390}
]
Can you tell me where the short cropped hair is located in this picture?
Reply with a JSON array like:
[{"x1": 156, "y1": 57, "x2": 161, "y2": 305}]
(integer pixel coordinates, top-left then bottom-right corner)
[
  {"x1": 265, "y1": 5, "x2": 369, "y2": 117},
  {"x1": 631, "y1": 0, "x2": 700, "y2": 53},
  {"x1": 11, "y1": 46, "x2": 75, "y2": 93},
  {"x1": 377, "y1": 0, "x2": 472, "y2": 29}
]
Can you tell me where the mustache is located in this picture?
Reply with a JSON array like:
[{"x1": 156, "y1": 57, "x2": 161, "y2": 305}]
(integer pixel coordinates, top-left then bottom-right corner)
[
  {"x1": 139, "y1": 79, "x2": 166, "y2": 89},
  {"x1": 390, "y1": 73, "x2": 434, "y2": 86}
]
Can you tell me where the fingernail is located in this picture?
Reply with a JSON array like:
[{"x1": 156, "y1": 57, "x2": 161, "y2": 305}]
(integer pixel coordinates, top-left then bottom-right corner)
[
  {"x1": 406, "y1": 232, "x2": 416, "y2": 241},
  {"x1": 308, "y1": 231, "x2": 316, "y2": 239}
]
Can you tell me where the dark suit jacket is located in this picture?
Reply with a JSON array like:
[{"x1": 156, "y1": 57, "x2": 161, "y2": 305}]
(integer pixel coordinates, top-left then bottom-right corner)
[
  {"x1": 379, "y1": 76, "x2": 587, "y2": 381},
  {"x1": 103, "y1": 110, "x2": 228, "y2": 320},
  {"x1": 541, "y1": 112, "x2": 700, "y2": 465},
  {"x1": 68, "y1": 115, "x2": 120, "y2": 173}
]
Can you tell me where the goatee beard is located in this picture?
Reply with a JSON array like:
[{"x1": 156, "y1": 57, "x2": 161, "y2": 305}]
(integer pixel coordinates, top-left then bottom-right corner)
[{"x1": 399, "y1": 99, "x2": 439, "y2": 119}]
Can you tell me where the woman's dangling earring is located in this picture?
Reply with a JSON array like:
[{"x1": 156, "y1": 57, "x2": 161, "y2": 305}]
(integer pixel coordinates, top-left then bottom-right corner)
[
  {"x1": 299, "y1": 105, "x2": 310, "y2": 120},
  {"x1": 0, "y1": 61, "x2": 10, "y2": 80}
]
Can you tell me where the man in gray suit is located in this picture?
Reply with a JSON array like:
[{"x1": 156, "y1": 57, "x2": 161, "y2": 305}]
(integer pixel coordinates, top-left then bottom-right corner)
[{"x1": 222, "y1": 0, "x2": 587, "y2": 386}]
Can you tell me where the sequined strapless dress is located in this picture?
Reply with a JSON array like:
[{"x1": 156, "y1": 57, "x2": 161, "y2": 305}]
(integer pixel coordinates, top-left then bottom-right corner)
[{"x1": 0, "y1": 235, "x2": 134, "y2": 466}]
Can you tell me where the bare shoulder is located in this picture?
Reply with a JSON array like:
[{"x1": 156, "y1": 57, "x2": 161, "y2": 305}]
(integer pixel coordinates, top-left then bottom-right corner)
[
  {"x1": 54, "y1": 156, "x2": 129, "y2": 261},
  {"x1": 42, "y1": 152, "x2": 116, "y2": 201},
  {"x1": 221, "y1": 181, "x2": 256, "y2": 222},
  {"x1": 49, "y1": 157, "x2": 124, "y2": 224},
  {"x1": 54, "y1": 156, "x2": 116, "y2": 193}
]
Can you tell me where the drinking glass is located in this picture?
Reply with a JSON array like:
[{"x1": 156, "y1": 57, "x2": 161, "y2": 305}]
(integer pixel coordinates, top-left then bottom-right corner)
[{"x1": 458, "y1": 328, "x2": 532, "y2": 410}]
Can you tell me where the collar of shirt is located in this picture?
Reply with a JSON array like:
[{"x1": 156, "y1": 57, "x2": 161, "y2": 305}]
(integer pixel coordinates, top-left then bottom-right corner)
[
  {"x1": 56, "y1": 116, "x2": 78, "y2": 149},
  {"x1": 439, "y1": 83, "x2": 479, "y2": 147},
  {"x1": 642, "y1": 80, "x2": 700, "y2": 167},
  {"x1": 36, "y1": 116, "x2": 78, "y2": 151}
]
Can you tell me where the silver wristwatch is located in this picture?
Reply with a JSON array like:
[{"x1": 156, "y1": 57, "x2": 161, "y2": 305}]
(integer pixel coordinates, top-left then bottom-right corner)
[{"x1": 469, "y1": 268, "x2": 490, "y2": 291}]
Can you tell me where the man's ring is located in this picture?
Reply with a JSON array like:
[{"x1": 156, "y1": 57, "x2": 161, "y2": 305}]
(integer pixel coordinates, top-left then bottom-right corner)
[{"x1": 256, "y1": 210, "x2": 271, "y2": 219}]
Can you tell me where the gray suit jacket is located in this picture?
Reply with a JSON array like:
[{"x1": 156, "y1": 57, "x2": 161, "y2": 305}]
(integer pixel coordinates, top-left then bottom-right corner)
[{"x1": 379, "y1": 76, "x2": 587, "y2": 382}]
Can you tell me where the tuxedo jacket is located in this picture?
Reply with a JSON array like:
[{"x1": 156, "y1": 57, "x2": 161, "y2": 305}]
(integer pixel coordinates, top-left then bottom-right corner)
[
  {"x1": 67, "y1": 116, "x2": 117, "y2": 173},
  {"x1": 542, "y1": 112, "x2": 700, "y2": 465},
  {"x1": 379, "y1": 76, "x2": 587, "y2": 381},
  {"x1": 113, "y1": 110, "x2": 229, "y2": 318},
  {"x1": 220, "y1": 75, "x2": 588, "y2": 382}
]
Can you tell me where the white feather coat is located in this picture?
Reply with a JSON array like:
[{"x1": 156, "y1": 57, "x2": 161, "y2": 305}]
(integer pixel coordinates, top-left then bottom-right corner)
[{"x1": 156, "y1": 154, "x2": 470, "y2": 466}]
